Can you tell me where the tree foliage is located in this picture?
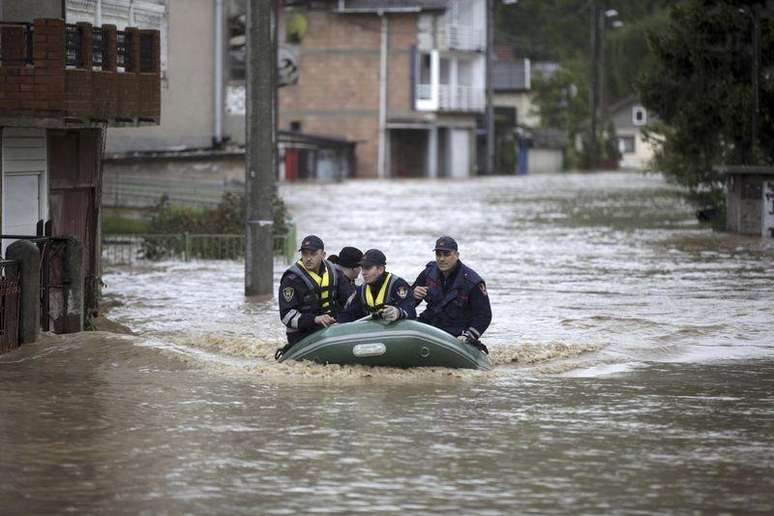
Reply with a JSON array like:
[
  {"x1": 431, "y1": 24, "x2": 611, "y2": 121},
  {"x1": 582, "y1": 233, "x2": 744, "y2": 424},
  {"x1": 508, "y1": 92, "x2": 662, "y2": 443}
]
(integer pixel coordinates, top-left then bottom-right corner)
[
  {"x1": 495, "y1": 0, "x2": 674, "y2": 169},
  {"x1": 495, "y1": 0, "x2": 674, "y2": 101},
  {"x1": 638, "y1": 0, "x2": 774, "y2": 209}
]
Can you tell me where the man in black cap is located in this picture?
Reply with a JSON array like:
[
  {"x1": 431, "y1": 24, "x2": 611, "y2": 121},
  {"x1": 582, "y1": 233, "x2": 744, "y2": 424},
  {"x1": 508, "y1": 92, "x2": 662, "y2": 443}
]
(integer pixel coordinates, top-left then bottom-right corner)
[
  {"x1": 411, "y1": 236, "x2": 492, "y2": 352},
  {"x1": 328, "y1": 246, "x2": 362, "y2": 312},
  {"x1": 338, "y1": 249, "x2": 416, "y2": 323},
  {"x1": 277, "y1": 235, "x2": 352, "y2": 357},
  {"x1": 334, "y1": 246, "x2": 363, "y2": 291}
]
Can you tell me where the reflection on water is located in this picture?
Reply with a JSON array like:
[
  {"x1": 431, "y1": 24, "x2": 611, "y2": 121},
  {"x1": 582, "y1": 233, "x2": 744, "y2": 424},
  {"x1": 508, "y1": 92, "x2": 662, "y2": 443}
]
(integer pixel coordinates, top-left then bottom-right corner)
[{"x1": 1, "y1": 173, "x2": 773, "y2": 513}]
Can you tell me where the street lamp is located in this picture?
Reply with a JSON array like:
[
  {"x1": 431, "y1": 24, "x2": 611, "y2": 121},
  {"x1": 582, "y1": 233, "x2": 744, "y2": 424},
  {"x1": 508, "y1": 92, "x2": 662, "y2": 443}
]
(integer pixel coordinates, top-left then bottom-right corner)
[{"x1": 589, "y1": 1, "x2": 622, "y2": 169}]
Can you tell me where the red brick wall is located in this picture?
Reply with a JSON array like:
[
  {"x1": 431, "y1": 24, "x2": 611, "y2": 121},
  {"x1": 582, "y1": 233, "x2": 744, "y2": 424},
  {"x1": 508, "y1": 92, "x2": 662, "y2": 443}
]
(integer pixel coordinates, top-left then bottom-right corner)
[
  {"x1": 0, "y1": 19, "x2": 160, "y2": 124},
  {"x1": 279, "y1": 10, "x2": 419, "y2": 178},
  {"x1": 387, "y1": 14, "x2": 416, "y2": 117}
]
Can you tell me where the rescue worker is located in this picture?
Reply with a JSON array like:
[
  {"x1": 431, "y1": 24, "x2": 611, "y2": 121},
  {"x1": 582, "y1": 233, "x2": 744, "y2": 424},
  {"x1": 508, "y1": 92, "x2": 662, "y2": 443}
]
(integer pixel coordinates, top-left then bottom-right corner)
[
  {"x1": 338, "y1": 249, "x2": 416, "y2": 323},
  {"x1": 412, "y1": 236, "x2": 492, "y2": 353},
  {"x1": 276, "y1": 235, "x2": 352, "y2": 358}
]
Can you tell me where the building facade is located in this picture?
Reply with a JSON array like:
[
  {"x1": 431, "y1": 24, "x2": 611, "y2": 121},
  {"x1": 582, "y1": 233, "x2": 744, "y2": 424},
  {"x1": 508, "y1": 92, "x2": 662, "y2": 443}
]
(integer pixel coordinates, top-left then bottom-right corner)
[
  {"x1": 0, "y1": 0, "x2": 161, "y2": 326},
  {"x1": 102, "y1": 0, "x2": 486, "y2": 182},
  {"x1": 722, "y1": 166, "x2": 774, "y2": 237},
  {"x1": 609, "y1": 97, "x2": 656, "y2": 171},
  {"x1": 277, "y1": 0, "x2": 487, "y2": 178}
]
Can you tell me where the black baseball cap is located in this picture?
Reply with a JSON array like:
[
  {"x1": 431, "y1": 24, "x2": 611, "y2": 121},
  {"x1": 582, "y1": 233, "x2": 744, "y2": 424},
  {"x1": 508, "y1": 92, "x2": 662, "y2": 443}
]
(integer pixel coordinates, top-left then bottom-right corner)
[
  {"x1": 337, "y1": 247, "x2": 363, "y2": 268},
  {"x1": 298, "y1": 235, "x2": 324, "y2": 251},
  {"x1": 434, "y1": 236, "x2": 458, "y2": 252},
  {"x1": 360, "y1": 249, "x2": 386, "y2": 267}
]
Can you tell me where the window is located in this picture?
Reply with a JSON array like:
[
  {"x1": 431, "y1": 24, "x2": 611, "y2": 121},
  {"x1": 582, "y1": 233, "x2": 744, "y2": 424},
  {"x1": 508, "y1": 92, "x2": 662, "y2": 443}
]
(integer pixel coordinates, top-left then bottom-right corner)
[
  {"x1": 618, "y1": 136, "x2": 635, "y2": 154},
  {"x1": 632, "y1": 105, "x2": 647, "y2": 126},
  {"x1": 289, "y1": 121, "x2": 302, "y2": 132}
]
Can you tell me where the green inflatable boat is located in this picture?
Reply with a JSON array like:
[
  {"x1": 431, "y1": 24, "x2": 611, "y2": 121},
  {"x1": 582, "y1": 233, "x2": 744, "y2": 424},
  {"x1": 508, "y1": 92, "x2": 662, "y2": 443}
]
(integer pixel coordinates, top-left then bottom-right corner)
[{"x1": 277, "y1": 318, "x2": 491, "y2": 370}]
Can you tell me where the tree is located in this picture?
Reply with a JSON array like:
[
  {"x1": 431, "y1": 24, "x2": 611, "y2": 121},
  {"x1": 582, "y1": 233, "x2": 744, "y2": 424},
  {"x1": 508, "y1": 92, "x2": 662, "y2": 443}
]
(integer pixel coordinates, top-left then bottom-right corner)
[
  {"x1": 639, "y1": 0, "x2": 774, "y2": 211},
  {"x1": 495, "y1": 0, "x2": 674, "y2": 101}
]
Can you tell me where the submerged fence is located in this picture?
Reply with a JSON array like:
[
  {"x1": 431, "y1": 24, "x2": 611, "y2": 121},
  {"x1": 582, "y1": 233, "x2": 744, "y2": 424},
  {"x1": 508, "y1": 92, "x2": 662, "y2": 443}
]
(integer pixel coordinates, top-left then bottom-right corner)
[
  {"x1": 0, "y1": 259, "x2": 20, "y2": 353},
  {"x1": 102, "y1": 226, "x2": 297, "y2": 266}
]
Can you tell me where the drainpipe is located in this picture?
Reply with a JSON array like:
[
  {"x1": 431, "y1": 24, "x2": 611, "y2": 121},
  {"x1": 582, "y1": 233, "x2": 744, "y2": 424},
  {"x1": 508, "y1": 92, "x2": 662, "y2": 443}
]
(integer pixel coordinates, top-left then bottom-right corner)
[
  {"x1": 96, "y1": 0, "x2": 102, "y2": 25},
  {"x1": 213, "y1": 0, "x2": 225, "y2": 147},
  {"x1": 485, "y1": 0, "x2": 495, "y2": 175},
  {"x1": 377, "y1": 13, "x2": 389, "y2": 178}
]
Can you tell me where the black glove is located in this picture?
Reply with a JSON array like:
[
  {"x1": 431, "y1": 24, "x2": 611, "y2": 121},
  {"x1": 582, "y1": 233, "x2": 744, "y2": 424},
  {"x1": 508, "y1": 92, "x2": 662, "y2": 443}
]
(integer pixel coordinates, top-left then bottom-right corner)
[{"x1": 457, "y1": 331, "x2": 488, "y2": 355}]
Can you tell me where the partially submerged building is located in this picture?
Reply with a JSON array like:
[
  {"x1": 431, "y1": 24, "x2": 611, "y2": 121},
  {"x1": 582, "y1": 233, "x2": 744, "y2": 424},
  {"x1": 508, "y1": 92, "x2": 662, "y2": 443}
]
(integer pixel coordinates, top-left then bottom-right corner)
[
  {"x1": 721, "y1": 166, "x2": 774, "y2": 238},
  {"x1": 608, "y1": 97, "x2": 656, "y2": 171},
  {"x1": 276, "y1": 0, "x2": 488, "y2": 178},
  {"x1": 0, "y1": 0, "x2": 160, "y2": 340}
]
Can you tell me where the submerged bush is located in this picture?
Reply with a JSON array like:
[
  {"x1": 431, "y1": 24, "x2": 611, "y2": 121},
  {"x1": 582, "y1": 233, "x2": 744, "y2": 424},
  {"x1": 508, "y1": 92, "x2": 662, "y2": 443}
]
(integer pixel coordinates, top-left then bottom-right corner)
[{"x1": 139, "y1": 192, "x2": 291, "y2": 260}]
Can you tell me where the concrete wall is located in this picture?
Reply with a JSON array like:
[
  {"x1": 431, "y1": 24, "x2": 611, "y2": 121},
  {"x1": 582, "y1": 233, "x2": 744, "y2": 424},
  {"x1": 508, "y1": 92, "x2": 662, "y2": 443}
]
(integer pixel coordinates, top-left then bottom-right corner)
[
  {"x1": 0, "y1": 0, "x2": 62, "y2": 21},
  {"x1": 529, "y1": 148, "x2": 563, "y2": 174},
  {"x1": 106, "y1": 0, "x2": 213, "y2": 152}
]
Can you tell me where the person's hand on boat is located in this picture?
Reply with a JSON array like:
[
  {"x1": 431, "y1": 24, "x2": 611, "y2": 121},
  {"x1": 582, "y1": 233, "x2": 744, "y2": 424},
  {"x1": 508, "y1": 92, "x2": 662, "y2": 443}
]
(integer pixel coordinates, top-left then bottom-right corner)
[
  {"x1": 413, "y1": 286, "x2": 428, "y2": 300},
  {"x1": 379, "y1": 305, "x2": 401, "y2": 322},
  {"x1": 315, "y1": 314, "x2": 336, "y2": 327},
  {"x1": 457, "y1": 332, "x2": 489, "y2": 354}
]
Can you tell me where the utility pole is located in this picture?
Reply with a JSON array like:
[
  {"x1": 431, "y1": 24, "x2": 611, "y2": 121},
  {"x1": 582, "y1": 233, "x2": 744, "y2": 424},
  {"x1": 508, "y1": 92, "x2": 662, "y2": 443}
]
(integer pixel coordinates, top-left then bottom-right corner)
[
  {"x1": 589, "y1": 0, "x2": 601, "y2": 170},
  {"x1": 245, "y1": 0, "x2": 276, "y2": 297},
  {"x1": 599, "y1": 4, "x2": 607, "y2": 151},
  {"x1": 751, "y1": 2, "x2": 761, "y2": 162},
  {"x1": 485, "y1": 0, "x2": 495, "y2": 175}
]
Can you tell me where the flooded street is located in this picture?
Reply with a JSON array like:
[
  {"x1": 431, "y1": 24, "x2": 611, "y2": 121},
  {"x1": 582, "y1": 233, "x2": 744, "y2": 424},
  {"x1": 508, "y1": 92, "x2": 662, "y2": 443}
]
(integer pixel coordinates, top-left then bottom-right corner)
[{"x1": 2, "y1": 172, "x2": 774, "y2": 513}]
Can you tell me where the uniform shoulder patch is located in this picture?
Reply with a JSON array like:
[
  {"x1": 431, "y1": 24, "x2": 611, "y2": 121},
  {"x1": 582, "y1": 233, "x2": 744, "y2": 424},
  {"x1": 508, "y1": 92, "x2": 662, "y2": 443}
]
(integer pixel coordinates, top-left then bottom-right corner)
[
  {"x1": 396, "y1": 286, "x2": 408, "y2": 299},
  {"x1": 478, "y1": 283, "x2": 488, "y2": 297},
  {"x1": 282, "y1": 286, "x2": 295, "y2": 302}
]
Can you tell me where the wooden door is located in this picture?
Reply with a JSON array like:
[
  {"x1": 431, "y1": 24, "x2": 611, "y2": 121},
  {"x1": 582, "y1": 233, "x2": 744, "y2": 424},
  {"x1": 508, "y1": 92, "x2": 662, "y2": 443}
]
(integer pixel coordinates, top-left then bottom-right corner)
[{"x1": 47, "y1": 129, "x2": 102, "y2": 316}]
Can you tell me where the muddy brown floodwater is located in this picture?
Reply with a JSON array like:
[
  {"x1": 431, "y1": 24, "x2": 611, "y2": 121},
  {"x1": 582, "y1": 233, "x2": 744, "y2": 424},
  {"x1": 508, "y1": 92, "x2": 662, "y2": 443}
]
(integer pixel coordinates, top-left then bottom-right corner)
[{"x1": 2, "y1": 173, "x2": 773, "y2": 514}]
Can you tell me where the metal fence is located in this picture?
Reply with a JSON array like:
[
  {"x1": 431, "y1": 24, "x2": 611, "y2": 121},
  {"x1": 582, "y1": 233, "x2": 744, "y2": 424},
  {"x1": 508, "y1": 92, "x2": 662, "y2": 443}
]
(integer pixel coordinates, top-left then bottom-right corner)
[
  {"x1": 0, "y1": 259, "x2": 20, "y2": 353},
  {"x1": 103, "y1": 227, "x2": 297, "y2": 266},
  {"x1": 0, "y1": 235, "x2": 68, "y2": 333}
]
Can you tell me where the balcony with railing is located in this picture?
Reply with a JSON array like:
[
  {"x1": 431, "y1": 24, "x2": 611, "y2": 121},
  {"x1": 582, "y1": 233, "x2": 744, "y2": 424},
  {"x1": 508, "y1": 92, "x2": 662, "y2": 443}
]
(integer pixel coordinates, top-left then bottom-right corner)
[
  {"x1": 0, "y1": 18, "x2": 160, "y2": 125},
  {"x1": 415, "y1": 83, "x2": 484, "y2": 113},
  {"x1": 436, "y1": 23, "x2": 485, "y2": 52}
]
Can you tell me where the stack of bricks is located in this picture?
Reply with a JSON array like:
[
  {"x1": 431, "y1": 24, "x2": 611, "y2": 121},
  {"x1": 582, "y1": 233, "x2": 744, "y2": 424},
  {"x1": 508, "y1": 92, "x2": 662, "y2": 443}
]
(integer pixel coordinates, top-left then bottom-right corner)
[{"x1": 0, "y1": 18, "x2": 159, "y2": 125}]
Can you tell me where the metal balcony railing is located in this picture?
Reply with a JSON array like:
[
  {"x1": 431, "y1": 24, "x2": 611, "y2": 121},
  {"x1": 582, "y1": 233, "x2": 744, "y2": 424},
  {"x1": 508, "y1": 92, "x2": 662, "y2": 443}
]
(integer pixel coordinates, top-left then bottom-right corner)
[
  {"x1": 437, "y1": 23, "x2": 485, "y2": 52},
  {"x1": 415, "y1": 83, "x2": 485, "y2": 112},
  {"x1": 0, "y1": 21, "x2": 157, "y2": 73}
]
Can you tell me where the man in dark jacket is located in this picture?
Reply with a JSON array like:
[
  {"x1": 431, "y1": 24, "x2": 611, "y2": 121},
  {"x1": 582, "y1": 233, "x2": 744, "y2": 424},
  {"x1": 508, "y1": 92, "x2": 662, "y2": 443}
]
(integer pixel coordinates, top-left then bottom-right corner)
[
  {"x1": 277, "y1": 235, "x2": 352, "y2": 356},
  {"x1": 412, "y1": 236, "x2": 491, "y2": 352},
  {"x1": 338, "y1": 249, "x2": 416, "y2": 323}
]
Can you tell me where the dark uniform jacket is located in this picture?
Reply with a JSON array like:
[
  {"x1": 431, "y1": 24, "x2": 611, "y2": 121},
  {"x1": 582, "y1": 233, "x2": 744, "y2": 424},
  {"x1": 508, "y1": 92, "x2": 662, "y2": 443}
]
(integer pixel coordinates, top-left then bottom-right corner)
[
  {"x1": 338, "y1": 272, "x2": 417, "y2": 323},
  {"x1": 411, "y1": 260, "x2": 492, "y2": 340},
  {"x1": 279, "y1": 259, "x2": 352, "y2": 345},
  {"x1": 332, "y1": 264, "x2": 357, "y2": 313}
]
